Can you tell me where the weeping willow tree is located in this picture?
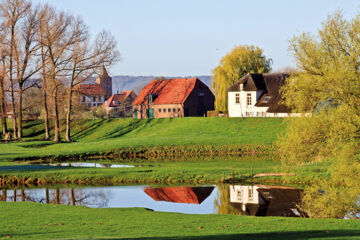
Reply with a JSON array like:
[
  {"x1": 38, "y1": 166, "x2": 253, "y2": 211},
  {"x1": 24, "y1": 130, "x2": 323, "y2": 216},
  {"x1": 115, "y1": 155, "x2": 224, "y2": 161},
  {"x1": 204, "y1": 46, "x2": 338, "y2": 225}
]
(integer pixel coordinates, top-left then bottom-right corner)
[
  {"x1": 211, "y1": 45, "x2": 272, "y2": 111},
  {"x1": 277, "y1": 11, "x2": 360, "y2": 218}
]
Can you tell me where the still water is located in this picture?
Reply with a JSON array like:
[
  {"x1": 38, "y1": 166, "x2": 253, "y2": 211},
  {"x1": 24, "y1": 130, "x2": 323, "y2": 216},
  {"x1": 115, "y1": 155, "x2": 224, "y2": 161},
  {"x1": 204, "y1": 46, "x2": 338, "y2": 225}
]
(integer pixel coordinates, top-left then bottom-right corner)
[
  {"x1": 0, "y1": 184, "x2": 305, "y2": 216},
  {"x1": 46, "y1": 162, "x2": 135, "y2": 168}
]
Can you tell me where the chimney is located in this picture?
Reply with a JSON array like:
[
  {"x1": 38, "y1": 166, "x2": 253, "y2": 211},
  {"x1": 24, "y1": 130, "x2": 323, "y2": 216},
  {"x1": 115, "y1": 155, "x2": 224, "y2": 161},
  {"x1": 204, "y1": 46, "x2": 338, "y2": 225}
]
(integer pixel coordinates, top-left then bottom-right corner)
[{"x1": 240, "y1": 84, "x2": 244, "y2": 91}]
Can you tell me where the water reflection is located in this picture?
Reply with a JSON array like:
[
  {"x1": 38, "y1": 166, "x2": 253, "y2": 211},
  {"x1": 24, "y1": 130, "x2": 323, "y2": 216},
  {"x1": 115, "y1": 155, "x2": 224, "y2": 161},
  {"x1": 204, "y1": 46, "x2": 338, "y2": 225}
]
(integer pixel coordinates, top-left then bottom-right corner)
[
  {"x1": 45, "y1": 162, "x2": 134, "y2": 168},
  {"x1": 228, "y1": 185, "x2": 305, "y2": 217},
  {"x1": 0, "y1": 184, "x2": 309, "y2": 216}
]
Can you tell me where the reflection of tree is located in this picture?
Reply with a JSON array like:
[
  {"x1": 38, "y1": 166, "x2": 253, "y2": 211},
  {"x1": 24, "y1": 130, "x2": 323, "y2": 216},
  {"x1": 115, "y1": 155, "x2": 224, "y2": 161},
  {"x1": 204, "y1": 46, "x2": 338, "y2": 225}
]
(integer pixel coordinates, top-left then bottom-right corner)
[
  {"x1": 300, "y1": 184, "x2": 360, "y2": 219},
  {"x1": 0, "y1": 187, "x2": 110, "y2": 208},
  {"x1": 214, "y1": 184, "x2": 245, "y2": 215}
]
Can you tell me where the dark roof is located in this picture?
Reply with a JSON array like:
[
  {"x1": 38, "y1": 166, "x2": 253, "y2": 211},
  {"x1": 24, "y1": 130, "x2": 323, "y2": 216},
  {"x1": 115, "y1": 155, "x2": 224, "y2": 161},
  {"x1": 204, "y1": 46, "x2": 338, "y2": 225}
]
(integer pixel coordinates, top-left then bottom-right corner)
[
  {"x1": 133, "y1": 78, "x2": 211, "y2": 105},
  {"x1": 228, "y1": 73, "x2": 292, "y2": 113},
  {"x1": 79, "y1": 84, "x2": 105, "y2": 96},
  {"x1": 144, "y1": 186, "x2": 214, "y2": 204}
]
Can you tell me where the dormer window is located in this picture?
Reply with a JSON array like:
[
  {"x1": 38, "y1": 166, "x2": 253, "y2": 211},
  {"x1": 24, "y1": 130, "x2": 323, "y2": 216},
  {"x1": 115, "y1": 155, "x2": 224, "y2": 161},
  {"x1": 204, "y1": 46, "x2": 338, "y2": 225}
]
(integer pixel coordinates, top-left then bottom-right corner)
[
  {"x1": 262, "y1": 96, "x2": 271, "y2": 103},
  {"x1": 147, "y1": 94, "x2": 157, "y2": 105},
  {"x1": 246, "y1": 93, "x2": 252, "y2": 106}
]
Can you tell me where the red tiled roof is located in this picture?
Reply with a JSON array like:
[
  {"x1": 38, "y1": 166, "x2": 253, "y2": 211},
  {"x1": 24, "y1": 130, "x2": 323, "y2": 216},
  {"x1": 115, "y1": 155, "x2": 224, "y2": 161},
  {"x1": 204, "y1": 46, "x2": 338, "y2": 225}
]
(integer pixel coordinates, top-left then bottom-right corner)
[
  {"x1": 133, "y1": 78, "x2": 206, "y2": 105},
  {"x1": 144, "y1": 186, "x2": 214, "y2": 204},
  {"x1": 79, "y1": 84, "x2": 105, "y2": 96},
  {"x1": 103, "y1": 90, "x2": 134, "y2": 107}
]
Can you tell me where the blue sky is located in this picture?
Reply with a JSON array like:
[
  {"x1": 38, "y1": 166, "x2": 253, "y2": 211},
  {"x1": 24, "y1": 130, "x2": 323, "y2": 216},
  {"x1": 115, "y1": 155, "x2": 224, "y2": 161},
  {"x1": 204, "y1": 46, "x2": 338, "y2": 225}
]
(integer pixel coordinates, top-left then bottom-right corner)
[{"x1": 31, "y1": 0, "x2": 359, "y2": 76}]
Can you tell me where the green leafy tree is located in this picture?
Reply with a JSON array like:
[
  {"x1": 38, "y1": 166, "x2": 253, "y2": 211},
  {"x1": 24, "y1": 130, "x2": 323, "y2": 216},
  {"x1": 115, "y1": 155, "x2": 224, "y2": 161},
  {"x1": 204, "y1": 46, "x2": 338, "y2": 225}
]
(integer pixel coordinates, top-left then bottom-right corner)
[
  {"x1": 211, "y1": 45, "x2": 272, "y2": 111},
  {"x1": 278, "y1": 11, "x2": 360, "y2": 165}
]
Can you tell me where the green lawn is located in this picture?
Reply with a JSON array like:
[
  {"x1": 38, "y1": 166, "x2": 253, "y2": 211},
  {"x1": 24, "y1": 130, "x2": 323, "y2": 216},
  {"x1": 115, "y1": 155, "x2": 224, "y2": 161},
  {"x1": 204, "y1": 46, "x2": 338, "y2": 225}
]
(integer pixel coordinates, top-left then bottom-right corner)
[
  {"x1": 1, "y1": 202, "x2": 359, "y2": 240},
  {"x1": 0, "y1": 117, "x2": 285, "y2": 161}
]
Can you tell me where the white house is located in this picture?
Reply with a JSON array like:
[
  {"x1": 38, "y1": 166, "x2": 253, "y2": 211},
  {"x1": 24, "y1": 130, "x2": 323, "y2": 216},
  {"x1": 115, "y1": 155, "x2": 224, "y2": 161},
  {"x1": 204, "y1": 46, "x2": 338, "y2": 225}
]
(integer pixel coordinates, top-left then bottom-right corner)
[{"x1": 228, "y1": 73, "x2": 298, "y2": 117}]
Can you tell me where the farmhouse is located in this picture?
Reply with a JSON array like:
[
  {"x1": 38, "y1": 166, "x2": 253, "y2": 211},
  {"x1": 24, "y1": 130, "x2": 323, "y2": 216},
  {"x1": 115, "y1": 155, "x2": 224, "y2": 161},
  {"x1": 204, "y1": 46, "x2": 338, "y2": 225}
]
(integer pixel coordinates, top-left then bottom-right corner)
[
  {"x1": 228, "y1": 73, "x2": 295, "y2": 117},
  {"x1": 103, "y1": 90, "x2": 137, "y2": 117},
  {"x1": 132, "y1": 78, "x2": 215, "y2": 119},
  {"x1": 78, "y1": 66, "x2": 112, "y2": 108}
]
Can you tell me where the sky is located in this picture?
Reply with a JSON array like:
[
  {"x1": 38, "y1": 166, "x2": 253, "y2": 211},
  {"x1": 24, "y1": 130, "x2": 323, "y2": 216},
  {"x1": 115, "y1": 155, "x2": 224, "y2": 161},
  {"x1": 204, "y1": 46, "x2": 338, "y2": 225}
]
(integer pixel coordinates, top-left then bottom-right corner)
[{"x1": 31, "y1": 0, "x2": 360, "y2": 76}]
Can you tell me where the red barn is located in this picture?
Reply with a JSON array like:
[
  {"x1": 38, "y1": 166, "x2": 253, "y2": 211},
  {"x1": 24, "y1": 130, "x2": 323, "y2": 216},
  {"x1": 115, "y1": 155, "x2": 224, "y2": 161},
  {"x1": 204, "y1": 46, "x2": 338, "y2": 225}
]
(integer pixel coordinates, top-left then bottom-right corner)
[{"x1": 132, "y1": 78, "x2": 214, "y2": 119}]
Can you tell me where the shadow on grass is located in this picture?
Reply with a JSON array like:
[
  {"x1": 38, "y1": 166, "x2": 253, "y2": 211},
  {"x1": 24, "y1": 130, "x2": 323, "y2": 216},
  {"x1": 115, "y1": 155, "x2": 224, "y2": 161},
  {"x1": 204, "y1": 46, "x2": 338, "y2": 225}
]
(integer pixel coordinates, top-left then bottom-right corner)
[{"x1": 116, "y1": 230, "x2": 360, "y2": 240}]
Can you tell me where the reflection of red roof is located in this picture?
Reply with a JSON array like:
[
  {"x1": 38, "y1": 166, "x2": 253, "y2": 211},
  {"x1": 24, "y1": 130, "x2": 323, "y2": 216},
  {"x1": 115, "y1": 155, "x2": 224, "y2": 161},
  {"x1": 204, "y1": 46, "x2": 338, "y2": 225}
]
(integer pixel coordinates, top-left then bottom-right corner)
[
  {"x1": 133, "y1": 78, "x2": 208, "y2": 105},
  {"x1": 103, "y1": 90, "x2": 135, "y2": 107},
  {"x1": 79, "y1": 84, "x2": 104, "y2": 96},
  {"x1": 144, "y1": 186, "x2": 214, "y2": 204}
]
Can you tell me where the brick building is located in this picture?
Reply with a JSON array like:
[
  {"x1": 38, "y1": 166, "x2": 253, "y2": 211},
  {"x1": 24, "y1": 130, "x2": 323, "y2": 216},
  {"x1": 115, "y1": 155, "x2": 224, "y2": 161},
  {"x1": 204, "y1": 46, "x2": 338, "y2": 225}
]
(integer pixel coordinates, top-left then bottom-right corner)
[{"x1": 132, "y1": 78, "x2": 214, "y2": 119}]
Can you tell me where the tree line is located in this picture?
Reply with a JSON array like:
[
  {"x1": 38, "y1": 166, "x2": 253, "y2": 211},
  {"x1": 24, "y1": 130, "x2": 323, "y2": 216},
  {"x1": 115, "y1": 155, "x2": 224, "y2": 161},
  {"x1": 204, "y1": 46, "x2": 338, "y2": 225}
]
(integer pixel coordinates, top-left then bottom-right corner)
[{"x1": 0, "y1": 0, "x2": 119, "y2": 142}]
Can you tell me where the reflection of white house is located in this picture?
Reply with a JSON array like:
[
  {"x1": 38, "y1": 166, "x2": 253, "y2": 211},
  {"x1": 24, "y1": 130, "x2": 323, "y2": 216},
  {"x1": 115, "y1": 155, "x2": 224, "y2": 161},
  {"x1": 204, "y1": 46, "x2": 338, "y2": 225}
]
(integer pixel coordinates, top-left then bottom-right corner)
[
  {"x1": 230, "y1": 185, "x2": 265, "y2": 211},
  {"x1": 228, "y1": 73, "x2": 299, "y2": 117},
  {"x1": 229, "y1": 185, "x2": 304, "y2": 217}
]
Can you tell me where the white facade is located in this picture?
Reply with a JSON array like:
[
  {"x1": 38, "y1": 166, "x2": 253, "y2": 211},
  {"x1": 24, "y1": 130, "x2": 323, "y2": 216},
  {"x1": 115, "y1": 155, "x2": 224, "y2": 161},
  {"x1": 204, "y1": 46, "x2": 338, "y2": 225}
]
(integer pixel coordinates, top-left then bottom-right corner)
[
  {"x1": 80, "y1": 95, "x2": 105, "y2": 108},
  {"x1": 229, "y1": 185, "x2": 265, "y2": 211},
  {"x1": 228, "y1": 87, "x2": 268, "y2": 117}
]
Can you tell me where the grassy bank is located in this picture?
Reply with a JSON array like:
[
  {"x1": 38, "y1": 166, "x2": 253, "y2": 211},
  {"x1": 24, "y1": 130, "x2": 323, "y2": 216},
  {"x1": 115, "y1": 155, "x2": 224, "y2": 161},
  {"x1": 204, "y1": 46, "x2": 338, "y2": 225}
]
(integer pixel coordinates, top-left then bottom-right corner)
[
  {"x1": 1, "y1": 202, "x2": 359, "y2": 240},
  {"x1": 0, "y1": 117, "x2": 284, "y2": 161},
  {"x1": 0, "y1": 157, "x2": 329, "y2": 186}
]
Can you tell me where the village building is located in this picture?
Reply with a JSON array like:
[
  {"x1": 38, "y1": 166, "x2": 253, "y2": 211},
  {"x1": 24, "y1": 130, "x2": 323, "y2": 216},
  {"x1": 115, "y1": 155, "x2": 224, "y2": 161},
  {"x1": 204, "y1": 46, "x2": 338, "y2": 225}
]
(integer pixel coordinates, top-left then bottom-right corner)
[
  {"x1": 228, "y1": 73, "x2": 297, "y2": 117},
  {"x1": 132, "y1": 78, "x2": 215, "y2": 119},
  {"x1": 78, "y1": 66, "x2": 112, "y2": 108},
  {"x1": 103, "y1": 90, "x2": 137, "y2": 118}
]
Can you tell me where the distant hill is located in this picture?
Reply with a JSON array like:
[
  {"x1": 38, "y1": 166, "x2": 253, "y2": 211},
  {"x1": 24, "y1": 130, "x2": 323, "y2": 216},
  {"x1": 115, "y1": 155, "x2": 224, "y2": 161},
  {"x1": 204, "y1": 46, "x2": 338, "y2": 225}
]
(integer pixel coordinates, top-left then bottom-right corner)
[{"x1": 112, "y1": 75, "x2": 211, "y2": 94}]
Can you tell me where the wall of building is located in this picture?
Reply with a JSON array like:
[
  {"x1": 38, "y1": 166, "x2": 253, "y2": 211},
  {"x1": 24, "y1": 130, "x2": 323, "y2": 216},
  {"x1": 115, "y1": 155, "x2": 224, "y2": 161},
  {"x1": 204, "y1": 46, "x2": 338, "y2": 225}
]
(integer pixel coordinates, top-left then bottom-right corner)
[
  {"x1": 80, "y1": 95, "x2": 105, "y2": 107},
  {"x1": 183, "y1": 88, "x2": 215, "y2": 117},
  {"x1": 229, "y1": 185, "x2": 264, "y2": 205},
  {"x1": 133, "y1": 104, "x2": 184, "y2": 119},
  {"x1": 228, "y1": 91, "x2": 268, "y2": 117}
]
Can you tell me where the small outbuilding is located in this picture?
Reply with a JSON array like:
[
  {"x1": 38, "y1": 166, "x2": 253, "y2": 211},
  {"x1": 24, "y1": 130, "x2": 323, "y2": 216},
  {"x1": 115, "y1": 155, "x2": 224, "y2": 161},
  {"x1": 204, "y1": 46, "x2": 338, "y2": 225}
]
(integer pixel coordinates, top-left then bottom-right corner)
[
  {"x1": 103, "y1": 90, "x2": 137, "y2": 118},
  {"x1": 132, "y1": 78, "x2": 214, "y2": 119}
]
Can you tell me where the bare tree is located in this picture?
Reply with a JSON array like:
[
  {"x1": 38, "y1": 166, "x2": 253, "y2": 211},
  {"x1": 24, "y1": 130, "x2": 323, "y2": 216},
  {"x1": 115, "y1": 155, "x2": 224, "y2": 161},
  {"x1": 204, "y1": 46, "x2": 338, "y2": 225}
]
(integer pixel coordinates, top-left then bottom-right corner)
[
  {"x1": 0, "y1": 29, "x2": 7, "y2": 136},
  {"x1": 0, "y1": 0, "x2": 31, "y2": 140},
  {"x1": 38, "y1": 5, "x2": 83, "y2": 143},
  {"x1": 65, "y1": 30, "x2": 119, "y2": 142}
]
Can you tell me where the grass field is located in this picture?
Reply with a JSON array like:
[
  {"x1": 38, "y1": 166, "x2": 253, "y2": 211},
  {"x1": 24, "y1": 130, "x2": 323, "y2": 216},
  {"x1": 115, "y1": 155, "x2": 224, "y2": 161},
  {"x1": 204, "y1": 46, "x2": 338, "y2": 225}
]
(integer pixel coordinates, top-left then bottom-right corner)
[
  {"x1": 0, "y1": 117, "x2": 285, "y2": 161},
  {"x1": 1, "y1": 202, "x2": 359, "y2": 240}
]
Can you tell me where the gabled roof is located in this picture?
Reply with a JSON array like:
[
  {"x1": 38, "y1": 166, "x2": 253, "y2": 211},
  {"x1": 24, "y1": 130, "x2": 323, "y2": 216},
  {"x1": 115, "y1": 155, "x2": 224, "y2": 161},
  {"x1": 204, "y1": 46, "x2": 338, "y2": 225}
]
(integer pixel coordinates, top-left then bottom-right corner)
[
  {"x1": 79, "y1": 84, "x2": 105, "y2": 96},
  {"x1": 103, "y1": 90, "x2": 135, "y2": 107},
  {"x1": 144, "y1": 186, "x2": 214, "y2": 204},
  {"x1": 228, "y1": 73, "x2": 292, "y2": 113},
  {"x1": 133, "y1": 78, "x2": 209, "y2": 105}
]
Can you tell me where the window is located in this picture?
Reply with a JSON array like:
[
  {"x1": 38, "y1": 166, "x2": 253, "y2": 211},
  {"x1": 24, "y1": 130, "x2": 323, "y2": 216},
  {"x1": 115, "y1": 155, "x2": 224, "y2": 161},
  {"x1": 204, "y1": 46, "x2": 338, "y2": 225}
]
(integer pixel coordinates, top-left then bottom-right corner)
[
  {"x1": 159, "y1": 108, "x2": 162, "y2": 113},
  {"x1": 163, "y1": 108, "x2": 166, "y2": 112},
  {"x1": 235, "y1": 93, "x2": 240, "y2": 104},
  {"x1": 168, "y1": 108, "x2": 171, "y2": 112},
  {"x1": 82, "y1": 96, "x2": 85, "y2": 102},
  {"x1": 93, "y1": 96, "x2": 96, "y2": 102},
  {"x1": 173, "y1": 108, "x2": 175, "y2": 112},
  {"x1": 199, "y1": 92, "x2": 204, "y2": 96},
  {"x1": 246, "y1": 93, "x2": 252, "y2": 106},
  {"x1": 178, "y1": 108, "x2": 180, "y2": 112},
  {"x1": 248, "y1": 188, "x2": 253, "y2": 201},
  {"x1": 262, "y1": 96, "x2": 271, "y2": 103},
  {"x1": 147, "y1": 95, "x2": 153, "y2": 104},
  {"x1": 237, "y1": 190, "x2": 242, "y2": 201}
]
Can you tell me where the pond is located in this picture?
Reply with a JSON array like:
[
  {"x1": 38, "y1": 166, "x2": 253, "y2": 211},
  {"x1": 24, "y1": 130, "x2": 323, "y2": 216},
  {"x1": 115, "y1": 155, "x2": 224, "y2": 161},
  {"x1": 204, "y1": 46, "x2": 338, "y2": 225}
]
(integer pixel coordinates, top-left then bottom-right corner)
[
  {"x1": 46, "y1": 162, "x2": 135, "y2": 168},
  {"x1": 0, "y1": 184, "x2": 306, "y2": 216}
]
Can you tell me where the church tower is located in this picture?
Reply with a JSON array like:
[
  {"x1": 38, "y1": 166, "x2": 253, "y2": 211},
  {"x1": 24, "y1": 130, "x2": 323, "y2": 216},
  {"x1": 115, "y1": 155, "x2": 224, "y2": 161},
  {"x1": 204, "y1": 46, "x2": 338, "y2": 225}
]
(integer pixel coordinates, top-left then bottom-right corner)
[{"x1": 96, "y1": 66, "x2": 112, "y2": 99}]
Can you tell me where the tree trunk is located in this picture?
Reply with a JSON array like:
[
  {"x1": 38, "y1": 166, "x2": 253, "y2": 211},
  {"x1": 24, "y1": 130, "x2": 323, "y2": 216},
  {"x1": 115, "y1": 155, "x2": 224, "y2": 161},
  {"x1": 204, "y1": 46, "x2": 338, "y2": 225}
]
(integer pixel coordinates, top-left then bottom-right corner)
[
  {"x1": 9, "y1": 78, "x2": 17, "y2": 139},
  {"x1": 13, "y1": 189, "x2": 17, "y2": 202},
  {"x1": 65, "y1": 87, "x2": 73, "y2": 142},
  {"x1": 70, "y1": 188, "x2": 75, "y2": 205},
  {"x1": 0, "y1": 75, "x2": 6, "y2": 136},
  {"x1": 53, "y1": 88, "x2": 60, "y2": 143},
  {"x1": 17, "y1": 85, "x2": 23, "y2": 140},
  {"x1": 55, "y1": 188, "x2": 60, "y2": 204},
  {"x1": 45, "y1": 188, "x2": 49, "y2": 204},
  {"x1": 42, "y1": 89, "x2": 50, "y2": 140}
]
